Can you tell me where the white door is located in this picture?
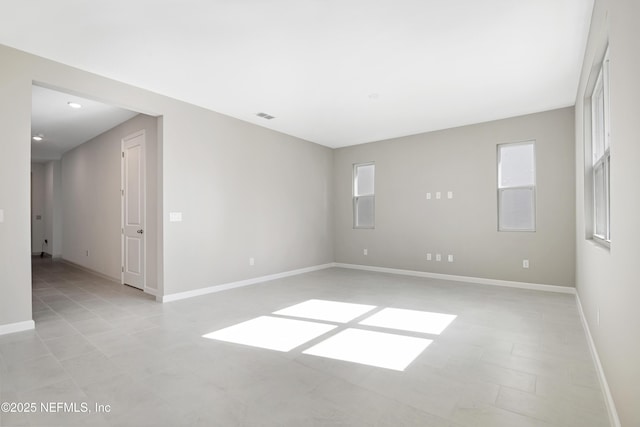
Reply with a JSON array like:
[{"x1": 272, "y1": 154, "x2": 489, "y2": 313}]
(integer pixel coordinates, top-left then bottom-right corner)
[{"x1": 122, "y1": 130, "x2": 145, "y2": 290}]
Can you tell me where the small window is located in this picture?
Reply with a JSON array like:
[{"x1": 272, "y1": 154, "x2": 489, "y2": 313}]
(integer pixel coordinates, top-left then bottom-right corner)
[
  {"x1": 590, "y1": 48, "x2": 611, "y2": 244},
  {"x1": 497, "y1": 141, "x2": 536, "y2": 231},
  {"x1": 353, "y1": 162, "x2": 375, "y2": 229}
]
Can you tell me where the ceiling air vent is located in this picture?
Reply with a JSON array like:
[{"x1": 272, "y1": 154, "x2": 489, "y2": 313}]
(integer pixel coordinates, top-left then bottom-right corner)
[{"x1": 256, "y1": 112, "x2": 276, "y2": 120}]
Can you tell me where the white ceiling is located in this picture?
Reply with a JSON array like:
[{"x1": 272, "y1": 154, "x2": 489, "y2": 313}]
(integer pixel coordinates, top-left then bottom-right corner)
[
  {"x1": 31, "y1": 86, "x2": 138, "y2": 161},
  {"x1": 2, "y1": 0, "x2": 593, "y2": 148}
]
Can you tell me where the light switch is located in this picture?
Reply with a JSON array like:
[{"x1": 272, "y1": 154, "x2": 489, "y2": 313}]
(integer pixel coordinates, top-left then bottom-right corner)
[
  {"x1": 447, "y1": 191, "x2": 453, "y2": 199},
  {"x1": 436, "y1": 254, "x2": 442, "y2": 262},
  {"x1": 169, "y1": 212, "x2": 182, "y2": 222},
  {"x1": 448, "y1": 254, "x2": 454, "y2": 262},
  {"x1": 426, "y1": 193, "x2": 432, "y2": 200},
  {"x1": 426, "y1": 253, "x2": 432, "y2": 261},
  {"x1": 436, "y1": 192, "x2": 441, "y2": 199}
]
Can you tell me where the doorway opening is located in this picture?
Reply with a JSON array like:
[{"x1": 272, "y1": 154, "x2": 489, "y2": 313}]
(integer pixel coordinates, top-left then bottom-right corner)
[{"x1": 30, "y1": 83, "x2": 161, "y2": 299}]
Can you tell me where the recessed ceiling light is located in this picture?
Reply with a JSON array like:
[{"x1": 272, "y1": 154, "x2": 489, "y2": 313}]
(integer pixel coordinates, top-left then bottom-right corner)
[
  {"x1": 67, "y1": 101, "x2": 82, "y2": 109},
  {"x1": 32, "y1": 135, "x2": 43, "y2": 141}
]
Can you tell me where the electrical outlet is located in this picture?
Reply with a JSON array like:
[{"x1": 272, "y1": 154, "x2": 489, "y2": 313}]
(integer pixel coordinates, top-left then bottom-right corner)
[
  {"x1": 448, "y1": 254, "x2": 454, "y2": 262},
  {"x1": 522, "y1": 259, "x2": 529, "y2": 268},
  {"x1": 447, "y1": 191, "x2": 453, "y2": 199},
  {"x1": 249, "y1": 257, "x2": 255, "y2": 266},
  {"x1": 426, "y1": 192, "x2": 432, "y2": 200},
  {"x1": 426, "y1": 253, "x2": 432, "y2": 261},
  {"x1": 363, "y1": 249, "x2": 368, "y2": 256},
  {"x1": 436, "y1": 254, "x2": 442, "y2": 262}
]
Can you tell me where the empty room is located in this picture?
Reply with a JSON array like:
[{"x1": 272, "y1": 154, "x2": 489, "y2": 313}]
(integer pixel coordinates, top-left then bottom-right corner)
[{"x1": 0, "y1": 0, "x2": 638, "y2": 426}]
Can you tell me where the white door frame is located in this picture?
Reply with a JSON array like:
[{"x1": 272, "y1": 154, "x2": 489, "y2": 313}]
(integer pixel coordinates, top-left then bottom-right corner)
[{"x1": 121, "y1": 129, "x2": 147, "y2": 291}]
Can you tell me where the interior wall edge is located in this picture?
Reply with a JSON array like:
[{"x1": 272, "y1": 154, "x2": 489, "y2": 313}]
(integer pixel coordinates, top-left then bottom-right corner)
[{"x1": 576, "y1": 292, "x2": 622, "y2": 427}]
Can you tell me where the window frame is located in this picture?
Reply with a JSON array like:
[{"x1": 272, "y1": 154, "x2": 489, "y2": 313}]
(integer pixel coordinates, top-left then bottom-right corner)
[
  {"x1": 353, "y1": 162, "x2": 375, "y2": 229},
  {"x1": 497, "y1": 140, "x2": 537, "y2": 232},
  {"x1": 590, "y1": 47, "x2": 611, "y2": 246}
]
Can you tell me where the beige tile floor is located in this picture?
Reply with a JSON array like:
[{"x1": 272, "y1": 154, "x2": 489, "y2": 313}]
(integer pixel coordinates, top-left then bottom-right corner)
[{"x1": 0, "y1": 258, "x2": 609, "y2": 426}]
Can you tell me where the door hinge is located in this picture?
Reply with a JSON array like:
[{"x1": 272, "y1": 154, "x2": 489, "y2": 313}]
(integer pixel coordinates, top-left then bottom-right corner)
[
  {"x1": 121, "y1": 228, "x2": 124, "y2": 234},
  {"x1": 122, "y1": 152, "x2": 124, "y2": 158},
  {"x1": 121, "y1": 189, "x2": 124, "y2": 196},
  {"x1": 122, "y1": 266, "x2": 124, "y2": 272}
]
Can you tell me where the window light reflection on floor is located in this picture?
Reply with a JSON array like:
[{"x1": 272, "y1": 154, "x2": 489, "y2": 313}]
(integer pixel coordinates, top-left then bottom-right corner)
[
  {"x1": 303, "y1": 328, "x2": 433, "y2": 371},
  {"x1": 202, "y1": 300, "x2": 456, "y2": 371},
  {"x1": 359, "y1": 308, "x2": 457, "y2": 335},
  {"x1": 202, "y1": 316, "x2": 336, "y2": 352},
  {"x1": 273, "y1": 299, "x2": 377, "y2": 323}
]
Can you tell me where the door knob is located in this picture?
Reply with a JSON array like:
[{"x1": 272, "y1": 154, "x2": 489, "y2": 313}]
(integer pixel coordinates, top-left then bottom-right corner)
[{"x1": 137, "y1": 229, "x2": 144, "y2": 234}]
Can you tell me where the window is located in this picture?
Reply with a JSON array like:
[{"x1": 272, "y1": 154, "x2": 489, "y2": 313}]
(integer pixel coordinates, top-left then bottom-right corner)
[
  {"x1": 590, "y1": 48, "x2": 611, "y2": 243},
  {"x1": 497, "y1": 141, "x2": 536, "y2": 231},
  {"x1": 353, "y1": 162, "x2": 375, "y2": 228}
]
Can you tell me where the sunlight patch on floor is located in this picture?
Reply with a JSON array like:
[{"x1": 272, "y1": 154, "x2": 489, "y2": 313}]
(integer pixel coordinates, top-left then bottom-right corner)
[
  {"x1": 202, "y1": 299, "x2": 455, "y2": 370},
  {"x1": 273, "y1": 299, "x2": 377, "y2": 323},
  {"x1": 303, "y1": 328, "x2": 433, "y2": 371},
  {"x1": 202, "y1": 316, "x2": 336, "y2": 352},
  {"x1": 359, "y1": 308, "x2": 457, "y2": 335}
]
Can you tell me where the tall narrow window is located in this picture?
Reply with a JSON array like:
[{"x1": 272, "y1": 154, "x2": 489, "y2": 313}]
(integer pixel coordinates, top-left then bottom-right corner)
[
  {"x1": 591, "y1": 48, "x2": 611, "y2": 243},
  {"x1": 498, "y1": 141, "x2": 536, "y2": 231},
  {"x1": 353, "y1": 162, "x2": 375, "y2": 229}
]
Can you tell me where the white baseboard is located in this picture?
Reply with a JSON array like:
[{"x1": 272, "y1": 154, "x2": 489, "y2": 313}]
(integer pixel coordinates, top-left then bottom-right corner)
[
  {"x1": 576, "y1": 294, "x2": 621, "y2": 427},
  {"x1": 333, "y1": 263, "x2": 576, "y2": 294},
  {"x1": 161, "y1": 263, "x2": 334, "y2": 303},
  {"x1": 144, "y1": 287, "x2": 159, "y2": 297},
  {"x1": 162, "y1": 261, "x2": 573, "y2": 302},
  {"x1": 0, "y1": 320, "x2": 35, "y2": 336},
  {"x1": 60, "y1": 259, "x2": 159, "y2": 298},
  {"x1": 59, "y1": 259, "x2": 120, "y2": 283}
]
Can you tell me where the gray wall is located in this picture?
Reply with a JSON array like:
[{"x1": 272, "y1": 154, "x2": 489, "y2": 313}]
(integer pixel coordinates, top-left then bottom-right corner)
[
  {"x1": 61, "y1": 114, "x2": 159, "y2": 290},
  {"x1": 44, "y1": 160, "x2": 62, "y2": 257},
  {"x1": 0, "y1": 50, "x2": 32, "y2": 328},
  {"x1": 30, "y1": 162, "x2": 45, "y2": 254},
  {"x1": 30, "y1": 160, "x2": 63, "y2": 258},
  {"x1": 0, "y1": 43, "x2": 334, "y2": 328},
  {"x1": 161, "y1": 107, "x2": 334, "y2": 292},
  {"x1": 575, "y1": 0, "x2": 640, "y2": 425},
  {"x1": 334, "y1": 108, "x2": 576, "y2": 287}
]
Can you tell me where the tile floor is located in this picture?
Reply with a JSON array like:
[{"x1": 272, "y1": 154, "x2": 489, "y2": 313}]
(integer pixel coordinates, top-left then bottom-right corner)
[{"x1": 0, "y1": 258, "x2": 609, "y2": 426}]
